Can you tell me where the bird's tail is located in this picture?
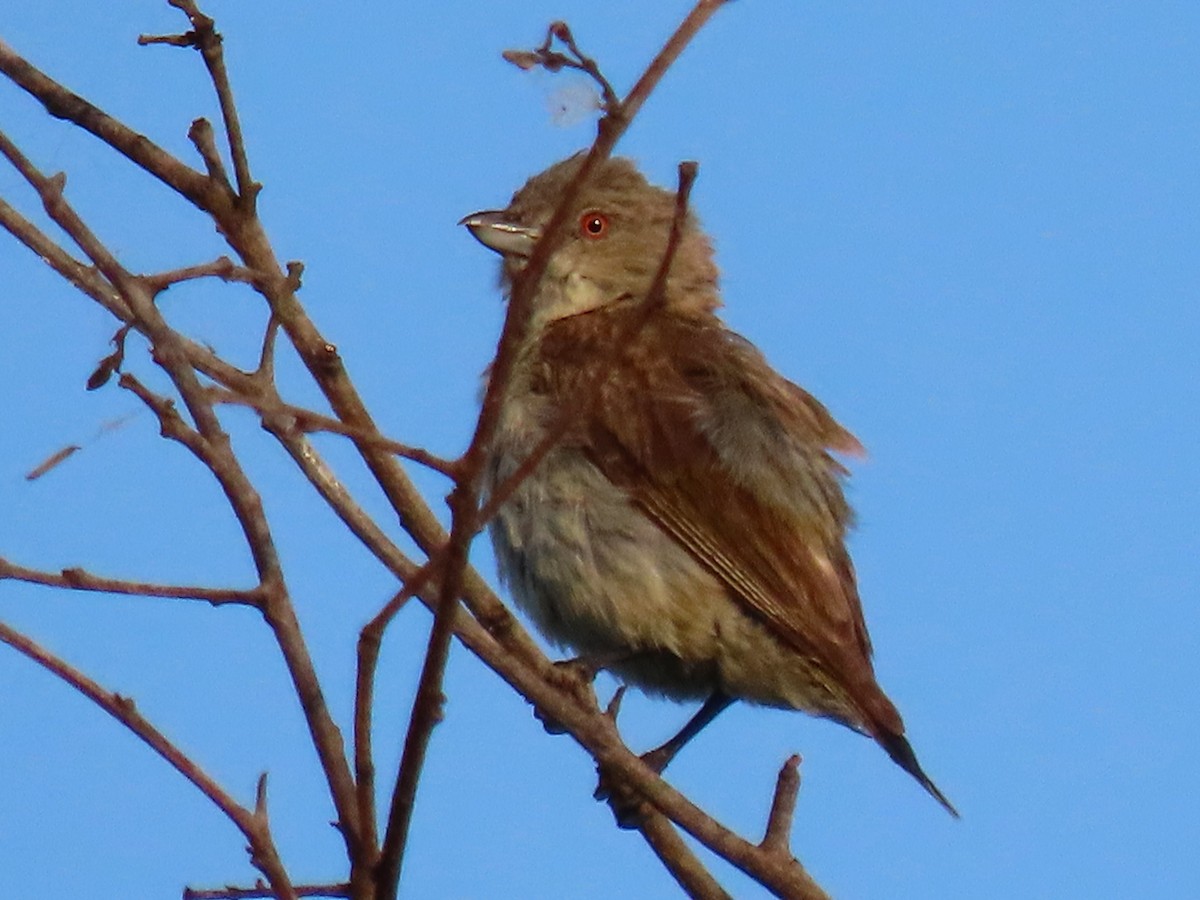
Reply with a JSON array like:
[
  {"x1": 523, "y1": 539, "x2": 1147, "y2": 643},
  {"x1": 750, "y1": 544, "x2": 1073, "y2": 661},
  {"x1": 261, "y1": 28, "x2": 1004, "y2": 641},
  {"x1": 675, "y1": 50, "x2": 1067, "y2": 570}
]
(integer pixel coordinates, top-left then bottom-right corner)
[{"x1": 875, "y1": 728, "x2": 959, "y2": 818}]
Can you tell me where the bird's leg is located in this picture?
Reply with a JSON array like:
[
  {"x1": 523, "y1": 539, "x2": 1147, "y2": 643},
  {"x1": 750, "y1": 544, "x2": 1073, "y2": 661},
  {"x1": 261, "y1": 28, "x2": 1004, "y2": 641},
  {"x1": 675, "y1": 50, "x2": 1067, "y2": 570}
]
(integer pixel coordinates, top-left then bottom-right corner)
[
  {"x1": 595, "y1": 692, "x2": 734, "y2": 828},
  {"x1": 640, "y1": 691, "x2": 733, "y2": 774}
]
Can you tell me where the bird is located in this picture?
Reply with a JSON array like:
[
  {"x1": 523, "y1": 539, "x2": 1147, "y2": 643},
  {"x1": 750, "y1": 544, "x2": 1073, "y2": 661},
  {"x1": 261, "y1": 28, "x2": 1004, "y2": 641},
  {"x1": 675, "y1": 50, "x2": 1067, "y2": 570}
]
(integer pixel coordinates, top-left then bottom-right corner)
[{"x1": 461, "y1": 153, "x2": 957, "y2": 817}]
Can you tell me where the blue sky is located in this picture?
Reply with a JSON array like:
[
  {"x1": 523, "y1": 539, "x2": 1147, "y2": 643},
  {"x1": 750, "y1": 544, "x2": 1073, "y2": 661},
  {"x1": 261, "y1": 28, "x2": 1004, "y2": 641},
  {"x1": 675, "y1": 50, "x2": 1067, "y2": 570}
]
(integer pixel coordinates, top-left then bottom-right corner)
[{"x1": 2, "y1": 2, "x2": 1197, "y2": 897}]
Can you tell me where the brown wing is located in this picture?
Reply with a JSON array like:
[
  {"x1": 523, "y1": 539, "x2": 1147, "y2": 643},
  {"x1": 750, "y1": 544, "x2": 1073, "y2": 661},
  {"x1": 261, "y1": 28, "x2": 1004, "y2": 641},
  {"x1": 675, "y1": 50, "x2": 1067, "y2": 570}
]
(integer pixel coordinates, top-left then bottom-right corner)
[{"x1": 538, "y1": 305, "x2": 898, "y2": 730}]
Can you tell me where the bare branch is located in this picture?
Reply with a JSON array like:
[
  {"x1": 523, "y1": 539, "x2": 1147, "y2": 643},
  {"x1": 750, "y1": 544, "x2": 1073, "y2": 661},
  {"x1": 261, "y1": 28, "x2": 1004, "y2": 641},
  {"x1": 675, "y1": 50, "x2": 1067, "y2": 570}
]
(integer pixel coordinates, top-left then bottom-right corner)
[
  {"x1": 208, "y1": 388, "x2": 461, "y2": 479},
  {"x1": 0, "y1": 194, "x2": 128, "y2": 318},
  {"x1": 375, "y1": 520, "x2": 470, "y2": 899},
  {"x1": 0, "y1": 38, "x2": 223, "y2": 212},
  {"x1": 0, "y1": 557, "x2": 263, "y2": 607},
  {"x1": 2, "y1": 2, "x2": 838, "y2": 897},
  {"x1": 0, "y1": 619, "x2": 296, "y2": 900},
  {"x1": 354, "y1": 567, "x2": 431, "y2": 862}
]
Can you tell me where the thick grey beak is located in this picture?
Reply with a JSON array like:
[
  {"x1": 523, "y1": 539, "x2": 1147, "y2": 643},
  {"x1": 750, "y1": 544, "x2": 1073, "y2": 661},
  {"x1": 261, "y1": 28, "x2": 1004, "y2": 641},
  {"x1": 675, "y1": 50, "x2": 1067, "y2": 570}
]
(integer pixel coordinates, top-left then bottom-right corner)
[{"x1": 459, "y1": 210, "x2": 540, "y2": 258}]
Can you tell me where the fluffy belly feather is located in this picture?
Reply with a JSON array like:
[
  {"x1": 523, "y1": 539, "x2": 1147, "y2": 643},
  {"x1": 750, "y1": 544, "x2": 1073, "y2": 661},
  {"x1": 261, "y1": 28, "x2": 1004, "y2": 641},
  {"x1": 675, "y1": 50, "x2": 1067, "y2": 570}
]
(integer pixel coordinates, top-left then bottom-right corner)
[{"x1": 486, "y1": 434, "x2": 852, "y2": 722}]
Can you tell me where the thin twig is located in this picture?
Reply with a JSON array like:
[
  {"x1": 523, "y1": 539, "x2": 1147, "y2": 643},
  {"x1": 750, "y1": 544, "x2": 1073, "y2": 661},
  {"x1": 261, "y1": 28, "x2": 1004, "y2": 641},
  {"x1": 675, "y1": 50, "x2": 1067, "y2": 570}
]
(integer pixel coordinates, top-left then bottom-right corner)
[
  {"x1": 476, "y1": 160, "x2": 698, "y2": 535},
  {"x1": 0, "y1": 192, "x2": 258, "y2": 395},
  {"x1": 141, "y1": 255, "x2": 253, "y2": 293},
  {"x1": 0, "y1": 557, "x2": 263, "y2": 607},
  {"x1": 0, "y1": 619, "x2": 297, "y2": 900},
  {"x1": 183, "y1": 884, "x2": 350, "y2": 900},
  {"x1": 0, "y1": 194, "x2": 129, "y2": 318},
  {"x1": 209, "y1": 388, "x2": 460, "y2": 479},
  {"x1": 255, "y1": 315, "x2": 280, "y2": 379},
  {"x1": 645, "y1": 161, "x2": 699, "y2": 308},
  {"x1": 353, "y1": 566, "x2": 435, "y2": 865}
]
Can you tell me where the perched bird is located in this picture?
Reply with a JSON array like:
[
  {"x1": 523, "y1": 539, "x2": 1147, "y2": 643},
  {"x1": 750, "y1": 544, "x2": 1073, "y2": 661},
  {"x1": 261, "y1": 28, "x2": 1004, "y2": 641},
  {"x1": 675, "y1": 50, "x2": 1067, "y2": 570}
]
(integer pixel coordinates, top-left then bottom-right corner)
[{"x1": 462, "y1": 154, "x2": 956, "y2": 816}]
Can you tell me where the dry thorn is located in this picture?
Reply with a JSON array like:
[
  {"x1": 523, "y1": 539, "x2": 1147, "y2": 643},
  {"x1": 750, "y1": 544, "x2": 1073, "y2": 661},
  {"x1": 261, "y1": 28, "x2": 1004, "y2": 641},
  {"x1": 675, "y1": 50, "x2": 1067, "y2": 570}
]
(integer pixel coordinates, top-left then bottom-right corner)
[
  {"x1": 605, "y1": 684, "x2": 627, "y2": 721},
  {"x1": 257, "y1": 315, "x2": 281, "y2": 378},
  {"x1": 254, "y1": 773, "x2": 269, "y2": 819}
]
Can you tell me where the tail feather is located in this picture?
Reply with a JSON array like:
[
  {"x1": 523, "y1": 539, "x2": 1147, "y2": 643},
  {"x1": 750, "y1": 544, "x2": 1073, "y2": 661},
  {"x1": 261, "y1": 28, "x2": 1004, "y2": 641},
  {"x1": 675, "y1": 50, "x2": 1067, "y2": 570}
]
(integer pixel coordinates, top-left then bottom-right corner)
[{"x1": 876, "y1": 729, "x2": 959, "y2": 818}]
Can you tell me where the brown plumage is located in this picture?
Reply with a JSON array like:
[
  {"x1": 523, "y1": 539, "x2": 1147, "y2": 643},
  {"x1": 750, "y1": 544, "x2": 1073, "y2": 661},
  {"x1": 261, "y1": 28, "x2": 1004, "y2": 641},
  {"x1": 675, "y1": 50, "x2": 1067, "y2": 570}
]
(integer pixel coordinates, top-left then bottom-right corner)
[{"x1": 462, "y1": 154, "x2": 956, "y2": 816}]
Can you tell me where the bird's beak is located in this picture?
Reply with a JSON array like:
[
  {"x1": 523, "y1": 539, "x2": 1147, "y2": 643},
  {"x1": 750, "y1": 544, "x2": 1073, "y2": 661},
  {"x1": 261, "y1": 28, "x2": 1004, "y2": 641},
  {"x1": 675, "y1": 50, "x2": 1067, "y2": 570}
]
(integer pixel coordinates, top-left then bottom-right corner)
[{"x1": 459, "y1": 210, "x2": 540, "y2": 258}]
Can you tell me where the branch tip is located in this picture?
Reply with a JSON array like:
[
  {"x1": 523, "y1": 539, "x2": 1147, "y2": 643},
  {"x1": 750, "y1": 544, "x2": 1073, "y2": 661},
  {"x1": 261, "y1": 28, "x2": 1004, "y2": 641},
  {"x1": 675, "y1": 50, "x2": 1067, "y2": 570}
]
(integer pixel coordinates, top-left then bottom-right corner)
[{"x1": 760, "y1": 754, "x2": 803, "y2": 856}]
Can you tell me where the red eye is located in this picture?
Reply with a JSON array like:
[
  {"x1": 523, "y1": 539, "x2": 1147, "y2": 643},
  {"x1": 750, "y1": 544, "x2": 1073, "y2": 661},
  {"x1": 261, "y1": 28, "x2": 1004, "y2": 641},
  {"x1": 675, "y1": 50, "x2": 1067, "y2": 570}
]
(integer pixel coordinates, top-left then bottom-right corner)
[{"x1": 579, "y1": 211, "x2": 609, "y2": 239}]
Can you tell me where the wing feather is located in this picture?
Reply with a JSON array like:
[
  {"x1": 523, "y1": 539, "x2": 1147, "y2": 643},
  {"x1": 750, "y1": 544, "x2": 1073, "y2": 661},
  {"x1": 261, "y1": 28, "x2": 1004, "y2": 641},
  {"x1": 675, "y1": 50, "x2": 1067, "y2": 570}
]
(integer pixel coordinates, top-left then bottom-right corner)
[{"x1": 538, "y1": 305, "x2": 890, "y2": 723}]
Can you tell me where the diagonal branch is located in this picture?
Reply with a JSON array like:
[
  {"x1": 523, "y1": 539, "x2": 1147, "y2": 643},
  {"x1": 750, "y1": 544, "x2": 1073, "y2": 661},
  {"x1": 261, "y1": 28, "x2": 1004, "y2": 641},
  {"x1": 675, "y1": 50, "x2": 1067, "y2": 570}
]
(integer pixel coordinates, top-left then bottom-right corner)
[
  {"x1": 0, "y1": 619, "x2": 297, "y2": 900},
  {"x1": 0, "y1": 37, "x2": 223, "y2": 213}
]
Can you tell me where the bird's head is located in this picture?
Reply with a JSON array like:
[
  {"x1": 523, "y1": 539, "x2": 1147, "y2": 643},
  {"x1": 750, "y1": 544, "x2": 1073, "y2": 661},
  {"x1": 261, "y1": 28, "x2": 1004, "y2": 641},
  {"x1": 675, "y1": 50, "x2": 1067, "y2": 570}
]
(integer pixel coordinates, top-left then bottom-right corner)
[{"x1": 461, "y1": 154, "x2": 720, "y2": 330}]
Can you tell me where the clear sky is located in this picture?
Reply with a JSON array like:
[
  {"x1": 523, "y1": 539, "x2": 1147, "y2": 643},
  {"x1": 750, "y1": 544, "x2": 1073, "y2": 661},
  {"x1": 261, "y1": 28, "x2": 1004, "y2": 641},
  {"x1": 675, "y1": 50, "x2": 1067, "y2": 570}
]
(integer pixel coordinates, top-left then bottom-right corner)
[{"x1": 2, "y1": 2, "x2": 1197, "y2": 898}]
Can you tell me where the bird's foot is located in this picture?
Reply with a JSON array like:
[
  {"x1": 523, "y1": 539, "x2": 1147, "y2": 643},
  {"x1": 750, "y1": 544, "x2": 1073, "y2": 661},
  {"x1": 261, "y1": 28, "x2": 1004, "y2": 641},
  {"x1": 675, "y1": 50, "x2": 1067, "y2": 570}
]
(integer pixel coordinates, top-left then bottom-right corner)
[{"x1": 535, "y1": 652, "x2": 628, "y2": 735}]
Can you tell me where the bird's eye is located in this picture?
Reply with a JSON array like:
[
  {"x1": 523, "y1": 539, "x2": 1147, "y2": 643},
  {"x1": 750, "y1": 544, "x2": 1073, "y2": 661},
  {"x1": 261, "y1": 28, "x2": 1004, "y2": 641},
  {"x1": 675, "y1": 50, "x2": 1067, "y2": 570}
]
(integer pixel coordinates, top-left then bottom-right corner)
[{"x1": 579, "y1": 211, "x2": 610, "y2": 239}]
